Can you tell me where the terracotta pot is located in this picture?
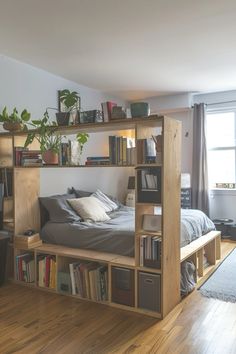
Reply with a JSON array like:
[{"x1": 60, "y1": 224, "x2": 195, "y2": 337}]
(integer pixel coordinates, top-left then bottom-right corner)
[
  {"x1": 42, "y1": 150, "x2": 59, "y2": 165},
  {"x1": 3, "y1": 121, "x2": 23, "y2": 132}
]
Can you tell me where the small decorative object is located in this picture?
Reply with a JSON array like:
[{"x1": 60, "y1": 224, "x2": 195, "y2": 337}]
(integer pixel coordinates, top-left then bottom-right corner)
[
  {"x1": 57, "y1": 89, "x2": 80, "y2": 126},
  {"x1": 24, "y1": 111, "x2": 62, "y2": 165},
  {"x1": 0, "y1": 106, "x2": 31, "y2": 132},
  {"x1": 79, "y1": 110, "x2": 103, "y2": 124},
  {"x1": 126, "y1": 176, "x2": 135, "y2": 207},
  {"x1": 130, "y1": 102, "x2": 150, "y2": 118},
  {"x1": 110, "y1": 106, "x2": 126, "y2": 120},
  {"x1": 75, "y1": 132, "x2": 89, "y2": 164}
]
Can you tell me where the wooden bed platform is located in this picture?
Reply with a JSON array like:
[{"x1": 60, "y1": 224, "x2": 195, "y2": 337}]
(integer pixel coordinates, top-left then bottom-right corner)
[{"x1": 180, "y1": 230, "x2": 221, "y2": 282}]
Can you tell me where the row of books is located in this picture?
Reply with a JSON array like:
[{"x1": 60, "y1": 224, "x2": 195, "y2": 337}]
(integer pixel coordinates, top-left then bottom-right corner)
[
  {"x1": 15, "y1": 253, "x2": 35, "y2": 283},
  {"x1": 38, "y1": 255, "x2": 57, "y2": 289},
  {"x1": 140, "y1": 170, "x2": 158, "y2": 190},
  {"x1": 137, "y1": 138, "x2": 156, "y2": 164},
  {"x1": 69, "y1": 262, "x2": 108, "y2": 301},
  {"x1": 14, "y1": 147, "x2": 42, "y2": 166},
  {"x1": 101, "y1": 101, "x2": 117, "y2": 122},
  {"x1": 140, "y1": 235, "x2": 162, "y2": 269},
  {"x1": 109, "y1": 136, "x2": 135, "y2": 165}
]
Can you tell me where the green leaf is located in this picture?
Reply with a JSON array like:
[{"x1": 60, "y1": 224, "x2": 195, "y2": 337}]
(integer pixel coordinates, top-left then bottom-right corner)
[
  {"x1": 21, "y1": 109, "x2": 31, "y2": 121},
  {"x1": 24, "y1": 133, "x2": 35, "y2": 147}
]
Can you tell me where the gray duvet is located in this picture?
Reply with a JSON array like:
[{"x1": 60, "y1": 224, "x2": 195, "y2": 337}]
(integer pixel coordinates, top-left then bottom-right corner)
[{"x1": 41, "y1": 206, "x2": 215, "y2": 257}]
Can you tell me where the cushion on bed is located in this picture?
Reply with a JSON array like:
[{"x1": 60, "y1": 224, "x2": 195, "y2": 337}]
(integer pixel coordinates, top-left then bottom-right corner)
[
  {"x1": 69, "y1": 187, "x2": 122, "y2": 208},
  {"x1": 92, "y1": 189, "x2": 118, "y2": 212},
  {"x1": 39, "y1": 193, "x2": 80, "y2": 223},
  {"x1": 67, "y1": 196, "x2": 110, "y2": 222},
  {"x1": 68, "y1": 188, "x2": 92, "y2": 198}
]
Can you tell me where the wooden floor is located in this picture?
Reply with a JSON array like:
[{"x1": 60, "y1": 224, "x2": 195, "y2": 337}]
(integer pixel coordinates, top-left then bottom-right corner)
[{"x1": 0, "y1": 242, "x2": 236, "y2": 354}]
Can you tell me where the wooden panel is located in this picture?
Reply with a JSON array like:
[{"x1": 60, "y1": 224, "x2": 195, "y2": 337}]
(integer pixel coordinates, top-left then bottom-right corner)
[
  {"x1": 180, "y1": 231, "x2": 221, "y2": 262},
  {"x1": 14, "y1": 135, "x2": 40, "y2": 151},
  {"x1": 216, "y1": 235, "x2": 221, "y2": 260},
  {"x1": 162, "y1": 117, "x2": 181, "y2": 317},
  {"x1": 0, "y1": 136, "x2": 13, "y2": 167},
  {"x1": 204, "y1": 239, "x2": 216, "y2": 265},
  {"x1": 197, "y1": 248, "x2": 204, "y2": 277},
  {"x1": 14, "y1": 168, "x2": 40, "y2": 235}
]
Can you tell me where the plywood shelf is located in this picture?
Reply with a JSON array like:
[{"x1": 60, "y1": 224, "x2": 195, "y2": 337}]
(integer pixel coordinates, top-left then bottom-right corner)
[{"x1": 14, "y1": 164, "x2": 135, "y2": 169}]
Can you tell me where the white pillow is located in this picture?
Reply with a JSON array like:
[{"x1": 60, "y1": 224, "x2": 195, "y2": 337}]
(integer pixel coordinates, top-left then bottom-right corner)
[
  {"x1": 92, "y1": 189, "x2": 118, "y2": 212},
  {"x1": 67, "y1": 196, "x2": 110, "y2": 222}
]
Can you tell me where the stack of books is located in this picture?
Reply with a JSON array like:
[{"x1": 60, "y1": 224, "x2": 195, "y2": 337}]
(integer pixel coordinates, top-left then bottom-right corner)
[
  {"x1": 85, "y1": 156, "x2": 110, "y2": 166},
  {"x1": 14, "y1": 233, "x2": 42, "y2": 249},
  {"x1": 69, "y1": 262, "x2": 108, "y2": 301},
  {"x1": 38, "y1": 255, "x2": 57, "y2": 289},
  {"x1": 140, "y1": 235, "x2": 162, "y2": 268},
  {"x1": 109, "y1": 136, "x2": 135, "y2": 165},
  {"x1": 21, "y1": 150, "x2": 42, "y2": 166},
  {"x1": 141, "y1": 170, "x2": 158, "y2": 191},
  {"x1": 101, "y1": 101, "x2": 117, "y2": 122},
  {"x1": 14, "y1": 147, "x2": 43, "y2": 166},
  {"x1": 15, "y1": 253, "x2": 35, "y2": 283}
]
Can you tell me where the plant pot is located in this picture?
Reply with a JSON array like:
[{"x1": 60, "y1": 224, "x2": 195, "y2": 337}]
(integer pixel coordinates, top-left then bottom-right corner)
[
  {"x1": 42, "y1": 150, "x2": 59, "y2": 165},
  {"x1": 3, "y1": 122, "x2": 23, "y2": 132},
  {"x1": 56, "y1": 112, "x2": 70, "y2": 126}
]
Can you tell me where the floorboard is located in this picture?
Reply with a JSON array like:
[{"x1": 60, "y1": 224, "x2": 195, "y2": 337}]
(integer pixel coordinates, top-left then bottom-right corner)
[{"x1": 0, "y1": 242, "x2": 235, "y2": 354}]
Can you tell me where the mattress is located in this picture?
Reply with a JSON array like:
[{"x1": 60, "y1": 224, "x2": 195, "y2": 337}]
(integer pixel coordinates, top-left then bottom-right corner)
[{"x1": 41, "y1": 206, "x2": 215, "y2": 257}]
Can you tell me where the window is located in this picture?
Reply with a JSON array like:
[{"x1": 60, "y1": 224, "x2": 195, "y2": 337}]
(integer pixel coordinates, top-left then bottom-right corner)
[{"x1": 206, "y1": 110, "x2": 236, "y2": 188}]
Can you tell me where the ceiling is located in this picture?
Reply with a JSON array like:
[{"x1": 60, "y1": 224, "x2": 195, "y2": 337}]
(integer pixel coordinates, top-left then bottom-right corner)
[{"x1": 0, "y1": 0, "x2": 236, "y2": 100}]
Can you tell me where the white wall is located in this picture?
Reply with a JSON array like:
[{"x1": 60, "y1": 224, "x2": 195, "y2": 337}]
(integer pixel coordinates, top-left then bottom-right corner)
[{"x1": 0, "y1": 55, "x2": 130, "y2": 199}]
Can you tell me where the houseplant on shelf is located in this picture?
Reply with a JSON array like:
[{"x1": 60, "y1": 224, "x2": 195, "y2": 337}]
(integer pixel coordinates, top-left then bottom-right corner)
[
  {"x1": 56, "y1": 89, "x2": 80, "y2": 126},
  {"x1": 24, "y1": 111, "x2": 62, "y2": 165},
  {"x1": 0, "y1": 106, "x2": 31, "y2": 132}
]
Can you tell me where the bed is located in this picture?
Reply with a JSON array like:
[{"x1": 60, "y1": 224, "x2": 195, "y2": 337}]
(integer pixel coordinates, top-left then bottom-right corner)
[{"x1": 40, "y1": 203, "x2": 215, "y2": 257}]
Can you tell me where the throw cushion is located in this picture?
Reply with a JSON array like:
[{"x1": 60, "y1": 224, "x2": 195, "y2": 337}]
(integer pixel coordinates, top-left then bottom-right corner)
[
  {"x1": 67, "y1": 196, "x2": 110, "y2": 222},
  {"x1": 92, "y1": 189, "x2": 118, "y2": 212}
]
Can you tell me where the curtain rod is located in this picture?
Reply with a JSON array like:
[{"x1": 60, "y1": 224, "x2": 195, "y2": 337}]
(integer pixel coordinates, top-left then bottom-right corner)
[{"x1": 192, "y1": 99, "x2": 236, "y2": 108}]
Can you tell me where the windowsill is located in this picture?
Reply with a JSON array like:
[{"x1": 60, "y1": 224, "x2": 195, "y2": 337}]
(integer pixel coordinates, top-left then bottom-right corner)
[{"x1": 210, "y1": 188, "x2": 236, "y2": 196}]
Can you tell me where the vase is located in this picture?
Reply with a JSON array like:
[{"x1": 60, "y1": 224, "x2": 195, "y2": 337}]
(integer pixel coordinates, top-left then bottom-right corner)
[{"x1": 42, "y1": 150, "x2": 59, "y2": 165}]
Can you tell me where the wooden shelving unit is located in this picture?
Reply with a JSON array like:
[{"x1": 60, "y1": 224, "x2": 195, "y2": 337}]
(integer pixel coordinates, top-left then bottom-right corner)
[{"x1": 0, "y1": 115, "x2": 182, "y2": 318}]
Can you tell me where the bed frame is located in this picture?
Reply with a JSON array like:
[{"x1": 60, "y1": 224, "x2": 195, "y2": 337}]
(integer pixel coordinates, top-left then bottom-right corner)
[
  {"x1": 181, "y1": 230, "x2": 221, "y2": 282},
  {"x1": 0, "y1": 115, "x2": 222, "y2": 318}
]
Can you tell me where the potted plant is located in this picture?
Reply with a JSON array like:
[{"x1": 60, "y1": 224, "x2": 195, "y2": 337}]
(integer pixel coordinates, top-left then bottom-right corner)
[
  {"x1": 75, "y1": 132, "x2": 89, "y2": 164},
  {"x1": 0, "y1": 106, "x2": 31, "y2": 132},
  {"x1": 24, "y1": 111, "x2": 62, "y2": 165},
  {"x1": 56, "y1": 89, "x2": 80, "y2": 126}
]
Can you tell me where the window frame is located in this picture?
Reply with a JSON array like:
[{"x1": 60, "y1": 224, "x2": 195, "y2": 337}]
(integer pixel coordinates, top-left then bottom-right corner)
[{"x1": 206, "y1": 108, "x2": 236, "y2": 189}]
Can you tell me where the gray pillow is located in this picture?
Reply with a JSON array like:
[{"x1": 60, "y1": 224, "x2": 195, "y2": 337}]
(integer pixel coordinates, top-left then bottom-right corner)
[
  {"x1": 69, "y1": 187, "x2": 122, "y2": 208},
  {"x1": 39, "y1": 193, "x2": 81, "y2": 223}
]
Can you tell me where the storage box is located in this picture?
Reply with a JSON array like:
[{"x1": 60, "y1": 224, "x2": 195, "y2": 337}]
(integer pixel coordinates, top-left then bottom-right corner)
[
  {"x1": 14, "y1": 233, "x2": 42, "y2": 249},
  {"x1": 138, "y1": 272, "x2": 161, "y2": 312},
  {"x1": 112, "y1": 267, "x2": 135, "y2": 307},
  {"x1": 79, "y1": 110, "x2": 103, "y2": 124}
]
